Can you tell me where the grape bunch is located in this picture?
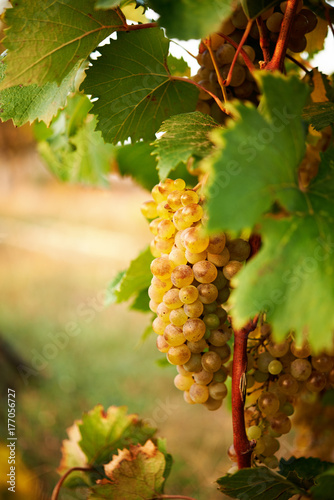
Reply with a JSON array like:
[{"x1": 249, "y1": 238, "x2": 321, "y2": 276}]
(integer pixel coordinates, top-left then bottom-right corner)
[
  {"x1": 141, "y1": 178, "x2": 250, "y2": 410},
  {"x1": 193, "y1": 1, "x2": 318, "y2": 123},
  {"x1": 231, "y1": 324, "x2": 334, "y2": 468}
]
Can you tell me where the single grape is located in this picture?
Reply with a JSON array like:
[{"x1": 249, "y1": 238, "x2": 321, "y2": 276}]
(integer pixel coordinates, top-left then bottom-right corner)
[
  {"x1": 221, "y1": 63, "x2": 246, "y2": 87},
  {"x1": 213, "y1": 367, "x2": 228, "y2": 383},
  {"x1": 174, "y1": 374, "x2": 194, "y2": 391},
  {"x1": 231, "y1": 7, "x2": 248, "y2": 29},
  {"x1": 174, "y1": 230, "x2": 186, "y2": 251},
  {"x1": 247, "y1": 425, "x2": 262, "y2": 440},
  {"x1": 185, "y1": 249, "x2": 207, "y2": 264},
  {"x1": 299, "y1": 8, "x2": 318, "y2": 32},
  {"x1": 216, "y1": 43, "x2": 236, "y2": 65},
  {"x1": 203, "y1": 313, "x2": 220, "y2": 329},
  {"x1": 164, "y1": 324, "x2": 186, "y2": 346},
  {"x1": 290, "y1": 358, "x2": 312, "y2": 381},
  {"x1": 167, "y1": 344, "x2": 191, "y2": 365},
  {"x1": 223, "y1": 260, "x2": 243, "y2": 279},
  {"x1": 278, "y1": 374, "x2": 299, "y2": 395},
  {"x1": 183, "y1": 299, "x2": 204, "y2": 318},
  {"x1": 266, "y1": 12, "x2": 284, "y2": 32},
  {"x1": 154, "y1": 236, "x2": 174, "y2": 254},
  {"x1": 156, "y1": 201, "x2": 173, "y2": 219},
  {"x1": 151, "y1": 257, "x2": 174, "y2": 280},
  {"x1": 173, "y1": 208, "x2": 193, "y2": 230},
  {"x1": 189, "y1": 383, "x2": 209, "y2": 403},
  {"x1": 148, "y1": 285, "x2": 165, "y2": 303},
  {"x1": 183, "y1": 390, "x2": 196, "y2": 404},
  {"x1": 269, "y1": 412, "x2": 291, "y2": 434},
  {"x1": 171, "y1": 264, "x2": 194, "y2": 288},
  {"x1": 210, "y1": 343, "x2": 231, "y2": 363},
  {"x1": 267, "y1": 340, "x2": 290, "y2": 358},
  {"x1": 217, "y1": 286, "x2": 230, "y2": 304},
  {"x1": 141, "y1": 200, "x2": 158, "y2": 219},
  {"x1": 156, "y1": 302, "x2": 171, "y2": 322},
  {"x1": 209, "y1": 382, "x2": 228, "y2": 400},
  {"x1": 181, "y1": 190, "x2": 199, "y2": 206},
  {"x1": 187, "y1": 338, "x2": 209, "y2": 354},
  {"x1": 261, "y1": 435, "x2": 280, "y2": 457},
  {"x1": 182, "y1": 203, "x2": 203, "y2": 223},
  {"x1": 169, "y1": 245, "x2": 187, "y2": 266},
  {"x1": 210, "y1": 32, "x2": 225, "y2": 51},
  {"x1": 156, "y1": 335, "x2": 169, "y2": 353},
  {"x1": 207, "y1": 248, "x2": 230, "y2": 267},
  {"x1": 202, "y1": 351, "x2": 222, "y2": 372},
  {"x1": 183, "y1": 318, "x2": 206, "y2": 342},
  {"x1": 288, "y1": 35, "x2": 307, "y2": 53},
  {"x1": 173, "y1": 178, "x2": 186, "y2": 191},
  {"x1": 149, "y1": 217, "x2": 163, "y2": 236},
  {"x1": 184, "y1": 353, "x2": 203, "y2": 373},
  {"x1": 258, "y1": 391, "x2": 280, "y2": 416},
  {"x1": 169, "y1": 307, "x2": 188, "y2": 327},
  {"x1": 184, "y1": 226, "x2": 210, "y2": 253},
  {"x1": 291, "y1": 13, "x2": 309, "y2": 36},
  {"x1": 194, "y1": 369, "x2": 214, "y2": 385},
  {"x1": 197, "y1": 283, "x2": 219, "y2": 304},
  {"x1": 203, "y1": 397, "x2": 223, "y2": 411},
  {"x1": 179, "y1": 285, "x2": 199, "y2": 304},
  {"x1": 290, "y1": 342, "x2": 311, "y2": 358},
  {"x1": 281, "y1": 402, "x2": 294, "y2": 416},
  {"x1": 207, "y1": 234, "x2": 226, "y2": 254},
  {"x1": 226, "y1": 239, "x2": 251, "y2": 261},
  {"x1": 208, "y1": 328, "x2": 231, "y2": 347},
  {"x1": 163, "y1": 289, "x2": 184, "y2": 310},
  {"x1": 151, "y1": 276, "x2": 172, "y2": 292},
  {"x1": 268, "y1": 359, "x2": 283, "y2": 375},
  {"x1": 262, "y1": 456, "x2": 279, "y2": 469},
  {"x1": 167, "y1": 190, "x2": 183, "y2": 211},
  {"x1": 177, "y1": 364, "x2": 193, "y2": 377},
  {"x1": 257, "y1": 351, "x2": 275, "y2": 373},
  {"x1": 311, "y1": 353, "x2": 334, "y2": 373},
  {"x1": 152, "y1": 316, "x2": 168, "y2": 335},
  {"x1": 149, "y1": 299, "x2": 159, "y2": 313},
  {"x1": 253, "y1": 370, "x2": 269, "y2": 383},
  {"x1": 306, "y1": 371, "x2": 327, "y2": 392},
  {"x1": 193, "y1": 260, "x2": 218, "y2": 283}
]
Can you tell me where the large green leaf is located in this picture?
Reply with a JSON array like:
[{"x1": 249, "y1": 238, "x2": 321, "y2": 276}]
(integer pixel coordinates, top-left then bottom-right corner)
[
  {"x1": 82, "y1": 28, "x2": 198, "y2": 144},
  {"x1": 106, "y1": 247, "x2": 152, "y2": 304},
  {"x1": 279, "y1": 457, "x2": 334, "y2": 490},
  {"x1": 78, "y1": 405, "x2": 156, "y2": 466},
  {"x1": 153, "y1": 111, "x2": 218, "y2": 180},
  {"x1": 89, "y1": 440, "x2": 166, "y2": 499},
  {"x1": 241, "y1": 0, "x2": 280, "y2": 19},
  {"x1": 232, "y1": 149, "x2": 334, "y2": 349},
  {"x1": 206, "y1": 73, "x2": 309, "y2": 233},
  {"x1": 310, "y1": 467, "x2": 334, "y2": 500},
  {"x1": 217, "y1": 467, "x2": 305, "y2": 499},
  {"x1": 0, "y1": 0, "x2": 125, "y2": 89},
  {"x1": 115, "y1": 142, "x2": 159, "y2": 191},
  {"x1": 148, "y1": 0, "x2": 234, "y2": 40},
  {"x1": 0, "y1": 57, "x2": 84, "y2": 126}
]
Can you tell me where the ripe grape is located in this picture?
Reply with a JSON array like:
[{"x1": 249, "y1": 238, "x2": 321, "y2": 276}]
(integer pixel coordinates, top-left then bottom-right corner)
[
  {"x1": 189, "y1": 383, "x2": 209, "y2": 403},
  {"x1": 202, "y1": 351, "x2": 222, "y2": 372},
  {"x1": 311, "y1": 353, "x2": 334, "y2": 373},
  {"x1": 290, "y1": 358, "x2": 312, "y2": 381},
  {"x1": 163, "y1": 289, "x2": 184, "y2": 309},
  {"x1": 179, "y1": 285, "x2": 199, "y2": 304},
  {"x1": 171, "y1": 264, "x2": 194, "y2": 288},
  {"x1": 183, "y1": 318, "x2": 206, "y2": 342},
  {"x1": 209, "y1": 382, "x2": 228, "y2": 400},
  {"x1": 174, "y1": 374, "x2": 194, "y2": 391},
  {"x1": 167, "y1": 344, "x2": 191, "y2": 365},
  {"x1": 247, "y1": 425, "x2": 262, "y2": 440},
  {"x1": 183, "y1": 299, "x2": 204, "y2": 318},
  {"x1": 193, "y1": 260, "x2": 218, "y2": 283},
  {"x1": 164, "y1": 324, "x2": 186, "y2": 346},
  {"x1": 223, "y1": 260, "x2": 243, "y2": 279},
  {"x1": 258, "y1": 391, "x2": 280, "y2": 416}
]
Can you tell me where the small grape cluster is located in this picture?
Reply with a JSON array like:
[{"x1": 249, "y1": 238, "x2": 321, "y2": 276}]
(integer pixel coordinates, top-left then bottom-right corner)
[
  {"x1": 193, "y1": 1, "x2": 318, "y2": 123},
  {"x1": 230, "y1": 324, "x2": 334, "y2": 469},
  {"x1": 141, "y1": 178, "x2": 250, "y2": 410}
]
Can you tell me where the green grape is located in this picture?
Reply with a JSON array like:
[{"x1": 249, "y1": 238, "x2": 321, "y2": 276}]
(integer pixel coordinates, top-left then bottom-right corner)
[
  {"x1": 268, "y1": 360, "x2": 283, "y2": 375},
  {"x1": 210, "y1": 32, "x2": 225, "y2": 50},
  {"x1": 184, "y1": 353, "x2": 203, "y2": 373},
  {"x1": 169, "y1": 245, "x2": 187, "y2": 266},
  {"x1": 181, "y1": 190, "x2": 199, "y2": 206},
  {"x1": 140, "y1": 200, "x2": 158, "y2": 219},
  {"x1": 163, "y1": 289, "x2": 184, "y2": 310},
  {"x1": 182, "y1": 203, "x2": 203, "y2": 223},
  {"x1": 217, "y1": 287, "x2": 230, "y2": 304},
  {"x1": 174, "y1": 374, "x2": 194, "y2": 391},
  {"x1": 179, "y1": 285, "x2": 199, "y2": 304},
  {"x1": 164, "y1": 324, "x2": 186, "y2": 346},
  {"x1": 184, "y1": 226, "x2": 210, "y2": 253},
  {"x1": 269, "y1": 412, "x2": 291, "y2": 434},
  {"x1": 311, "y1": 353, "x2": 334, "y2": 373},
  {"x1": 247, "y1": 425, "x2": 262, "y2": 440},
  {"x1": 203, "y1": 313, "x2": 220, "y2": 329},
  {"x1": 193, "y1": 260, "x2": 218, "y2": 283},
  {"x1": 213, "y1": 367, "x2": 228, "y2": 383},
  {"x1": 208, "y1": 328, "x2": 231, "y2": 347},
  {"x1": 226, "y1": 238, "x2": 251, "y2": 261},
  {"x1": 183, "y1": 318, "x2": 206, "y2": 342},
  {"x1": 207, "y1": 248, "x2": 230, "y2": 267},
  {"x1": 278, "y1": 374, "x2": 299, "y2": 395},
  {"x1": 187, "y1": 338, "x2": 209, "y2": 354},
  {"x1": 258, "y1": 391, "x2": 280, "y2": 416},
  {"x1": 257, "y1": 351, "x2": 275, "y2": 373},
  {"x1": 237, "y1": 45, "x2": 255, "y2": 65},
  {"x1": 156, "y1": 335, "x2": 169, "y2": 353},
  {"x1": 261, "y1": 435, "x2": 280, "y2": 457},
  {"x1": 152, "y1": 316, "x2": 168, "y2": 335},
  {"x1": 216, "y1": 307, "x2": 228, "y2": 324},
  {"x1": 306, "y1": 371, "x2": 327, "y2": 392},
  {"x1": 254, "y1": 439, "x2": 265, "y2": 455},
  {"x1": 202, "y1": 351, "x2": 222, "y2": 372},
  {"x1": 171, "y1": 264, "x2": 194, "y2": 288},
  {"x1": 220, "y1": 17, "x2": 236, "y2": 35},
  {"x1": 208, "y1": 382, "x2": 227, "y2": 400},
  {"x1": 203, "y1": 301, "x2": 219, "y2": 314},
  {"x1": 203, "y1": 397, "x2": 223, "y2": 411},
  {"x1": 281, "y1": 402, "x2": 294, "y2": 416},
  {"x1": 194, "y1": 369, "x2": 213, "y2": 385},
  {"x1": 156, "y1": 302, "x2": 171, "y2": 322},
  {"x1": 266, "y1": 12, "x2": 283, "y2": 32},
  {"x1": 169, "y1": 307, "x2": 188, "y2": 327},
  {"x1": 290, "y1": 358, "x2": 312, "y2": 381},
  {"x1": 189, "y1": 383, "x2": 209, "y2": 403},
  {"x1": 253, "y1": 370, "x2": 269, "y2": 383},
  {"x1": 167, "y1": 344, "x2": 191, "y2": 365},
  {"x1": 151, "y1": 257, "x2": 174, "y2": 280},
  {"x1": 210, "y1": 344, "x2": 231, "y2": 363},
  {"x1": 221, "y1": 63, "x2": 246, "y2": 87},
  {"x1": 216, "y1": 43, "x2": 236, "y2": 65},
  {"x1": 183, "y1": 299, "x2": 203, "y2": 318},
  {"x1": 167, "y1": 190, "x2": 183, "y2": 211},
  {"x1": 212, "y1": 270, "x2": 228, "y2": 290},
  {"x1": 222, "y1": 260, "x2": 243, "y2": 279}
]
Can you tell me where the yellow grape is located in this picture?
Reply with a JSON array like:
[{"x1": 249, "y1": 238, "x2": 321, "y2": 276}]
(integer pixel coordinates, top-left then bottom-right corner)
[
  {"x1": 141, "y1": 200, "x2": 158, "y2": 219},
  {"x1": 179, "y1": 285, "x2": 199, "y2": 304},
  {"x1": 174, "y1": 374, "x2": 194, "y2": 391},
  {"x1": 183, "y1": 318, "x2": 206, "y2": 342},
  {"x1": 193, "y1": 260, "x2": 218, "y2": 283},
  {"x1": 167, "y1": 344, "x2": 191, "y2": 365},
  {"x1": 171, "y1": 264, "x2": 194, "y2": 288},
  {"x1": 163, "y1": 289, "x2": 184, "y2": 309}
]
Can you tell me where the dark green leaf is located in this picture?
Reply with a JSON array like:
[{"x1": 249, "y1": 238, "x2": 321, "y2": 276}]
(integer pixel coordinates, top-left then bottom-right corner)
[
  {"x1": 78, "y1": 405, "x2": 156, "y2": 466},
  {"x1": 310, "y1": 467, "x2": 334, "y2": 500},
  {"x1": 0, "y1": 0, "x2": 125, "y2": 88},
  {"x1": 153, "y1": 111, "x2": 218, "y2": 180},
  {"x1": 279, "y1": 457, "x2": 333, "y2": 491},
  {"x1": 241, "y1": 0, "x2": 280, "y2": 20},
  {"x1": 95, "y1": 0, "x2": 120, "y2": 7},
  {"x1": 0, "y1": 57, "x2": 83, "y2": 126},
  {"x1": 106, "y1": 247, "x2": 152, "y2": 304},
  {"x1": 207, "y1": 72, "x2": 309, "y2": 233},
  {"x1": 130, "y1": 288, "x2": 150, "y2": 312},
  {"x1": 115, "y1": 142, "x2": 159, "y2": 191},
  {"x1": 302, "y1": 102, "x2": 334, "y2": 131},
  {"x1": 89, "y1": 440, "x2": 166, "y2": 499},
  {"x1": 82, "y1": 28, "x2": 198, "y2": 144},
  {"x1": 217, "y1": 467, "x2": 304, "y2": 499},
  {"x1": 157, "y1": 437, "x2": 173, "y2": 486},
  {"x1": 148, "y1": 0, "x2": 234, "y2": 39},
  {"x1": 321, "y1": 389, "x2": 334, "y2": 406}
]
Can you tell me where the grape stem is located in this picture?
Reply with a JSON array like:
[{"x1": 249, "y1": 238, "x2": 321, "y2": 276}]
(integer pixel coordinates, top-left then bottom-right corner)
[
  {"x1": 256, "y1": 16, "x2": 271, "y2": 65},
  {"x1": 216, "y1": 33, "x2": 255, "y2": 74},
  {"x1": 231, "y1": 316, "x2": 259, "y2": 469},
  {"x1": 265, "y1": 0, "x2": 299, "y2": 72},
  {"x1": 202, "y1": 38, "x2": 228, "y2": 103},
  {"x1": 51, "y1": 467, "x2": 94, "y2": 500},
  {"x1": 222, "y1": 20, "x2": 254, "y2": 87}
]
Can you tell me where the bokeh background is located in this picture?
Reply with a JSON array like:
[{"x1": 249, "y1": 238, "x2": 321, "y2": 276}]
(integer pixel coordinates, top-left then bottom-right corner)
[{"x1": 0, "y1": 120, "x2": 237, "y2": 500}]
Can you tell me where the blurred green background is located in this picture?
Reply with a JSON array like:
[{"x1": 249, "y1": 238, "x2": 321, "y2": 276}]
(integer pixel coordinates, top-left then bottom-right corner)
[{"x1": 0, "y1": 121, "x2": 233, "y2": 500}]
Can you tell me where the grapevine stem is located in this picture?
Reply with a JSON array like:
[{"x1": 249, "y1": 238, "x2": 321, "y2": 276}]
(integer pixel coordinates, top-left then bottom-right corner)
[
  {"x1": 256, "y1": 16, "x2": 271, "y2": 64},
  {"x1": 223, "y1": 20, "x2": 253, "y2": 87},
  {"x1": 265, "y1": 0, "x2": 299, "y2": 72},
  {"x1": 203, "y1": 38, "x2": 228, "y2": 103},
  {"x1": 120, "y1": 22, "x2": 159, "y2": 31},
  {"x1": 231, "y1": 316, "x2": 259, "y2": 469},
  {"x1": 170, "y1": 76, "x2": 231, "y2": 115},
  {"x1": 285, "y1": 53, "x2": 311, "y2": 73},
  {"x1": 51, "y1": 467, "x2": 94, "y2": 500}
]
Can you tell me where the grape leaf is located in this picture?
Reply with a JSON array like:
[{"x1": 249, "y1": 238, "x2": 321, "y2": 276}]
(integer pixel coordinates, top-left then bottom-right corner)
[
  {"x1": 153, "y1": 111, "x2": 218, "y2": 180},
  {"x1": 115, "y1": 142, "x2": 159, "y2": 191},
  {"x1": 90, "y1": 440, "x2": 166, "y2": 499},
  {"x1": 305, "y1": 17, "x2": 328, "y2": 55},
  {"x1": 78, "y1": 405, "x2": 156, "y2": 466},
  {"x1": 82, "y1": 28, "x2": 198, "y2": 144},
  {"x1": 302, "y1": 102, "x2": 334, "y2": 131},
  {"x1": 106, "y1": 247, "x2": 152, "y2": 304},
  {"x1": 148, "y1": 0, "x2": 234, "y2": 40},
  {"x1": 217, "y1": 467, "x2": 305, "y2": 499},
  {"x1": 206, "y1": 72, "x2": 309, "y2": 233},
  {"x1": 279, "y1": 457, "x2": 333, "y2": 489},
  {"x1": 95, "y1": 0, "x2": 120, "y2": 7},
  {"x1": 310, "y1": 468, "x2": 334, "y2": 500},
  {"x1": 0, "y1": 0, "x2": 125, "y2": 89},
  {"x1": 130, "y1": 287, "x2": 150, "y2": 312},
  {"x1": 0, "y1": 57, "x2": 84, "y2": 127},
  {"x1": 167, "y1": 55, "x2": 190, "y2": 77},
  {"x1": 241, "y1": 0, "x2": 279, "y2": 20},
  {"x1": 232, "y1": 146, "x2": 334, "y2": 348}
]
